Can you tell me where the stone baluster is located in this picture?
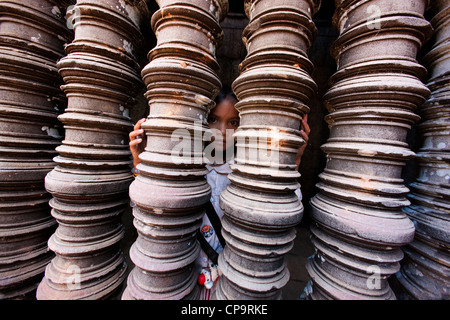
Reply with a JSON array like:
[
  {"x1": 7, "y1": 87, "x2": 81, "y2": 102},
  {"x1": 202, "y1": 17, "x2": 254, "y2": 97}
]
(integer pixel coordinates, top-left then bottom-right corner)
[
  {"x1": 36, "y1": 0, "x2": 148, "y2": 299},
  {"x1": 302, "y1": 0, "x2": 432, "y2": 299},
  {"x1": 214, "y1": 0, "x2": 321, "y2": 300},
  {"x1": 122, "y1": 0, "x2": 227, "y2": 300},
  {"x1": 0, "y1": 0, "x2": 73, "y2": 299},
  {"x1": 394, "y1": 0, "x2": 450, "y2": 300}
]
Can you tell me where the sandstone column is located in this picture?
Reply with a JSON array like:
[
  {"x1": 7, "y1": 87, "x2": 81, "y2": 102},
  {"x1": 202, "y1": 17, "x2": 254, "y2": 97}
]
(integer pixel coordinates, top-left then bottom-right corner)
[
  {"x1": 394, "y1": 0, "x2": 450, "y2": 300},
  {"x1": 37, "y1": 0, "x2": 147, "y2": 299},
  {"x1": 0, "y1": 0, "x2": 73, "y2": 299},
  {"x1": 303, "y1": 0, "x2": 432, "y2": 299},
  {"x1": 122, "y1": 0, "x2": 228, "y2": 300},
  {"x1": 214, "y1": 0, "x2": 321, "y2": 300}
]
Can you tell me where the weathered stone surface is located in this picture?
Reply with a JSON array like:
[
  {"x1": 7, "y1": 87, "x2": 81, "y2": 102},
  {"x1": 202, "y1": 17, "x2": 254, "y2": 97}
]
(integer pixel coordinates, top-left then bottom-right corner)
[
  {"x1": 303, "y1": 0, "x2": 432, "y2": 300},
  {"x1": 36, "y1": 0, "x2": 147, "y2": 300},
  {"x1": 214, "y1": 0, "x2": 320, "y2": 300},
  {"x1": 394, "y1": 0, "x2": 450, "y2": 300},
  {"x1": 122, "y1": 0, "x2": 227, "y2": 300},
  {"x1": 0, "y1": 0, "x2": 73, "y2": 300}
]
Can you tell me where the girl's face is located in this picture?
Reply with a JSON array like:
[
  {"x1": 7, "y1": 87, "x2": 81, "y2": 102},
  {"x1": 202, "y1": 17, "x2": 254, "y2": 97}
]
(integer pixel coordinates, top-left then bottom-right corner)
[{"x1": 207, "y1": 97, "x2": 239, "y2": 153}]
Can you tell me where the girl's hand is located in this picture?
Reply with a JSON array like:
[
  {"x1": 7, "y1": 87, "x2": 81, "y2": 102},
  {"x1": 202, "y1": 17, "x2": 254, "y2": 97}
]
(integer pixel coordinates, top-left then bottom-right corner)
[
  {"x1": 296, "y1": 114, "x2": 310, "y2": 171},
  {"x1": 129, "y1": 118, "x2": 147, "y2": 169}
]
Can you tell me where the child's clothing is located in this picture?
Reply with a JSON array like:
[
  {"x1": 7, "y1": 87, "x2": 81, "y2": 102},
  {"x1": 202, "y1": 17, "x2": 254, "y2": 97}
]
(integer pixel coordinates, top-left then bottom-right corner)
[
  {"x1": 195, "y1": 160, "x2": 232, "y2": 300},
  {"x1": 195, "y1": 159, "x2": 303, "y2": 300}
]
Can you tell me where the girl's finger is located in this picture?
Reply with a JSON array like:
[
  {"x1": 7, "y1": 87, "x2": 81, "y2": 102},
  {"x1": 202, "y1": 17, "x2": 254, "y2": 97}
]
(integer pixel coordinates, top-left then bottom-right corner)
[
  {"x1": 129, "y1": 129, "x2": 144, "y2": 140},
  {"x1": 302, "y1": 115, "x2": 311, "y2": 134},
  {"x1": 300, "y1": 130, "x2": 309, "y2": 142},
  {"x1": 302, "y1": 121, "x2": 310, "y2": 135},
  {"x1": 134, "y1": 118, "x2": 146, "y2": 131},
  {"x1": 129, "y1": 138, "x2": 142, "y2": 147}
]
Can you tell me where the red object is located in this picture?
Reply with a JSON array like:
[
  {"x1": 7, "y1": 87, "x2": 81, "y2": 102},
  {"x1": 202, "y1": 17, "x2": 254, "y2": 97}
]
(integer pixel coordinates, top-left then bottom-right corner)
[{"x1": 198, "y1": 274, "x2": 206, "y2": 285}]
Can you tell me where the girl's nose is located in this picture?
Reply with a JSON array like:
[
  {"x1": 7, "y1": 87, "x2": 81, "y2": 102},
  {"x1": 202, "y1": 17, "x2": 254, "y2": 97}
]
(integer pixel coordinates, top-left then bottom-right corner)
[{"x1": 219, "y1": 123, "x2": 227, "y2": 136}]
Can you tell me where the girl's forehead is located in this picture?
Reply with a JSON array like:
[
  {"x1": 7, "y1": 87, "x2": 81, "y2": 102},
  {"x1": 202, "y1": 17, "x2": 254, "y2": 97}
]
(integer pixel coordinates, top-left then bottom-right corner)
[{"x1": 211, "y1": 98, "x2": 239, "y2": 117}]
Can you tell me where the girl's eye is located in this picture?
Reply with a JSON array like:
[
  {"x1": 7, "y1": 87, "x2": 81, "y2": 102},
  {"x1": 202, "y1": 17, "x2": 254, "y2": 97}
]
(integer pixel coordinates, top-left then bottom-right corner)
[
  {"x1": 208, "y1": 117, "x2": 217, "y2": 123},
  {"x1": 230, "y1": 120, "x2": 239, "y2": 126}
]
